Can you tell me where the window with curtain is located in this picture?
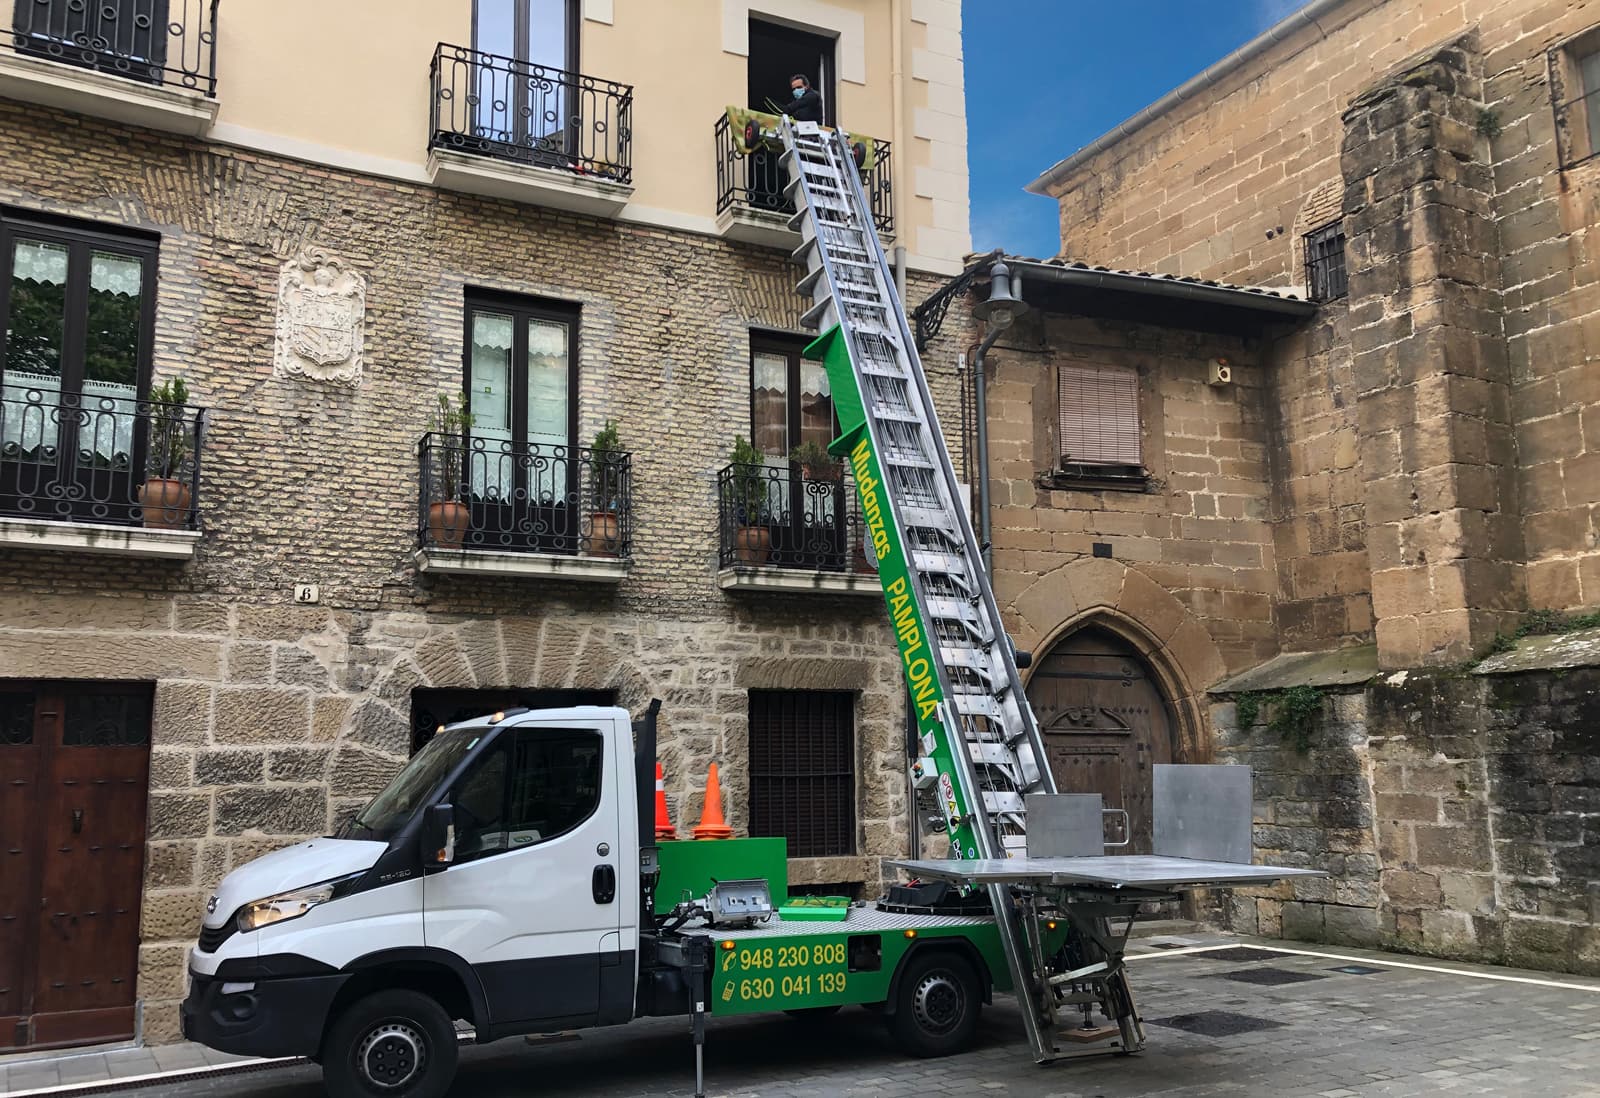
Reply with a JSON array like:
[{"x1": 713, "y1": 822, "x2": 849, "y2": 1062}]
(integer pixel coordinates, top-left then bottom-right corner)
[{"x1": 1056, "y1": 365, "x2": 1142, "y2": 470}]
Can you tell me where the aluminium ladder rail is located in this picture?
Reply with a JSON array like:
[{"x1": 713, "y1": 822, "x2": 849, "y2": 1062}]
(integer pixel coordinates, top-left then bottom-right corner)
[{"x1": 777, "y1": 119, "x2": 1059, "y2": 1062}]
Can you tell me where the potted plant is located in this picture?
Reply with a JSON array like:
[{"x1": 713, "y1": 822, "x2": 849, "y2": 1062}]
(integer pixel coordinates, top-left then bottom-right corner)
[
  {"x1": 728, "y1": 435, "x2": 772, "y2": 565},
  {"x1": 584, "y1": 419, "x2": 625, "y2": 557},
  {"x1": 789, "y1": 438, "x2": 842, "y2": 482},
  {"x1": 427, "y1": 392, "x2": 473, "y2": 550},
  {"x1": 138, "y1": 376, "x2": 192, "y2": 529}
]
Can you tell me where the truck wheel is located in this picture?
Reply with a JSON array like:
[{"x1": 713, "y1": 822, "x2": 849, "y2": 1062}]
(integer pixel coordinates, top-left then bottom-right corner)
[
  {"x1": 887, "y1": 952, "x2": 980, "y2": 1057},
  {"x1": 323, "y1": 989, "x2": 458, "y2": 1098}
]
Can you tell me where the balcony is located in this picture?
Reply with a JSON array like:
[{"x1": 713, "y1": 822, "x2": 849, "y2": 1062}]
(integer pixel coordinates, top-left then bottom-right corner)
[
  {"x1": 713, "y1": 111, "x2": 894, "y2": 250},
  {"x1": 0, "y1": 0, "x2": 219, "y2": 136},
  {"x1": 0, "y1": 385, "x2": 204, "y2": 559},
  {"x1": 427, "y1": 43, "x2": 633, "y2": 219},
  {"x1": 413, "y1": 433, "x2": 632, "y2": 582},
  {"x1": 716, "y1": 463, "x2": 881, "y2": 596}
]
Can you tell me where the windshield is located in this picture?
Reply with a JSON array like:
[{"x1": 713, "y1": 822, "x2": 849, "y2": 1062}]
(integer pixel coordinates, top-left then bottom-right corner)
[{"x1": 338, "y1": 727, "x2": 487, "y2": 841}]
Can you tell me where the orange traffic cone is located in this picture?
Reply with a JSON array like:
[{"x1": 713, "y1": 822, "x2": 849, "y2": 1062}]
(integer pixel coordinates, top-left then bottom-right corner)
[
  {"x1": 691, "y1": 763, "x2": 734, "y2": 839},
  {"x1": 654, "y1": 762, "x2": 677, "y2": 840}
]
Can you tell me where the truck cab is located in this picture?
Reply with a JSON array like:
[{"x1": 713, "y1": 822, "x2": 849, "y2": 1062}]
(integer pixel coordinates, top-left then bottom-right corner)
[{"x1": 184, "y1": 706, "x2": 640, "y2": 1095}]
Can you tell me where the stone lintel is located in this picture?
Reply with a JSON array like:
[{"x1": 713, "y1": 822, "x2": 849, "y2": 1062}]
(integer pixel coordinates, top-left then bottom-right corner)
[
  {"x1": 412, "y1": 547, "x2": 629, "y2": 582},
  {"x1": 0, "y1": 517, "x2": 201, "y2": 560},
  {"x1": 0, "y1": 51, "x2": 217, "y2": 136},
  {"x1": 426, "y1": 148, "x2": 633, "y2": 218}
]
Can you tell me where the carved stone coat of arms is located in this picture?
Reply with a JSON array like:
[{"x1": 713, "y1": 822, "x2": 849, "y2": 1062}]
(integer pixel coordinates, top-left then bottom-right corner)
[{"x1": 273, "y1": 248, "x2": 366, "y2": 385}]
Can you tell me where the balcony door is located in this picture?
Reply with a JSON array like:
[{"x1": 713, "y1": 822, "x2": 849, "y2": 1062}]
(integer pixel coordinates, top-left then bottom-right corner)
[
  {"x1": 464, "y1": 293, "x2": 578, "y2": 553},
  {"x1": 0, "y1": 216, "x2": 157, "y2": 525},
  {"x1": 750, "y1": 335, "x2": 846, "y2": 569},
  {"x1": 12, "y1": 0, "x2": 169, "y2": 82},
  {"x1": 472, "y1": 0, "x2": 579, "y2": 164}
]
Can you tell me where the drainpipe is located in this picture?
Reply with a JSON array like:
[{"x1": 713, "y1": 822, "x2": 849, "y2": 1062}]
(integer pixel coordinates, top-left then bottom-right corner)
[{"x1": 973, "y1": 323, "x2": 1003, "y2": 576}]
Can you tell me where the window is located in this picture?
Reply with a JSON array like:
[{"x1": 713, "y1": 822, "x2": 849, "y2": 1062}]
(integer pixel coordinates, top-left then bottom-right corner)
[
  {"x1": 1, "y1": 213, "x2": 158, "y2": 520},
  {"x1": 1303, "y1": 220, "x2": 1347, "y2": 303},
  {"x1": 1056, "y1": 365, "x2": 1142, "y2": 473},
  {"x1": 746, "y1": 18, "x2": 836, "y2": 125},
  {"x1": 472, "y1": 0, "x2": 580, "y2": 157},
  {"x1": 452, "y1": 726, "x2": 603, "y2": 861},
  {"x1": 1551, "y1": 30, "x2": 1600, "y2": 168},
  {"x1": 751, "y1": 335, "x2": 834, "y2": 465},
  {"x1": 461, "y1": 291, "x2": 578, "y2": 550},
  {"x1": 748, "y1": 690, "x2": 855, "y2": 858}
]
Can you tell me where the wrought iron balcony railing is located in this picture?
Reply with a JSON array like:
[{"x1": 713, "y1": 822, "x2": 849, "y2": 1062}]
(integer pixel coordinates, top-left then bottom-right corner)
[
  {"x1": 717, "y1": 461, "x2": 873, "y2": 574},
  {"x1": 0, "y1": 385, "x2": 205, "y2": 529},
  {"x1": 418, "y1": 433, "x2": 633, "y2": 558},
  {"x1": 429, "y1": 43, "x2": 632, "y2": 183},
  {"x1": 6, "y1": 0, "x2": 219, "y2": 95},
  {"x1": 714, "y1": 113, "x2": 894, "y2": 238}
]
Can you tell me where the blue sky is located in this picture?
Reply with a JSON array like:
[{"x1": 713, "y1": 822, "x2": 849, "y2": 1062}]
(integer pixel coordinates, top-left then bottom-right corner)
[{"x1": 963, "y1": 0, "x2": 1309, "y2": 259}]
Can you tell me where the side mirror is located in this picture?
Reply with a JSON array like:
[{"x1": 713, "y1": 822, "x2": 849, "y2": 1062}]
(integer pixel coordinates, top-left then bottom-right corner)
[{"x1": 423, "y1": 803, "x2": 456, "y2": 866}]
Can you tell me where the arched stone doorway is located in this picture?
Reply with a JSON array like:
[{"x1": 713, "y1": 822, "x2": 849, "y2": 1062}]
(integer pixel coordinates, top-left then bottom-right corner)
[{"x1": 1026, "y1": 625, "x2": 1178, "y2": 853}]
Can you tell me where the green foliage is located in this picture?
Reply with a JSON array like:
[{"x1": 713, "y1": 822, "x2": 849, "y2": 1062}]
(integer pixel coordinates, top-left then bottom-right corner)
[
  {"x1": 147, "y1": 376, "x2": 190, "y2": 479},
  {"x1": 789, "y1": 438, "x2": 841, "y2": 479},
  {"x1": 1475, "y1": 108, "x2": 1502, "y2": 139},
  {"x1": 1481, "y1": 607, "x2": 1600, "y2": 661},
  {"x1": 727, "y1": 436, "x2": 770, "y2": 524},
  {"x1": 1233, "y1": 685, "x2": 1324, "y2": 754},
  {"x1": 590, "y1": 420, "x2": 625, "y2": 512},
  {"x1": 427, "y1": 392, "x2": 474, "y2": 500}
]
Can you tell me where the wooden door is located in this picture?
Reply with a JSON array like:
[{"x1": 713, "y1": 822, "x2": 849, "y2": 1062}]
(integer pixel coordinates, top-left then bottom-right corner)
[
  {"x1": 1026, "y1": 629, "x2": 1174, "y2": 854},
  {"x1": 0, "y1": 683, "x2": 151, "y2": 1051}
]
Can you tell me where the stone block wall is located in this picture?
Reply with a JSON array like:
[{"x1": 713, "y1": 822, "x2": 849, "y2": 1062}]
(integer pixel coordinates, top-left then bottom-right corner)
[
  {"x1": 1216, "y1": 667, "x2": 1600, "y2": 974},
  {"x1": 985, "y1": 312, "x2": 1277, "y2": 677},
  {"x1": 1037, "y1": 0, "x2": 1600, "y2": 651},
  {"x1": 0, "y1": 99, "x2": 964, "y2": 1040}
]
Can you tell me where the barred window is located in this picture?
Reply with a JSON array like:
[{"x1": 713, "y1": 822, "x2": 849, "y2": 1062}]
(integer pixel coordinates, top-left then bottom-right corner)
[
  {"x1": 1303, "y1": 221, "x2": 1347, "y2": 303},
  {"x1": 748, "y1": 690, "x2": 855, "y2": 858},
  {"x1": 1551, "y1": 30, "x2": 1600, "y2": 169},
  {"x1": 1056, "y1": 365, "x2": 1141, "y2": 470}
]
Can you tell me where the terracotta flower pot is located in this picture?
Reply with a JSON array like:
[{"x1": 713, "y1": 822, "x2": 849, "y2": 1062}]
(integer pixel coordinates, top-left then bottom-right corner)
[
  {"x1": 583, "y1": 511, "x2": 622, "y2": 557},
  {"x1": 428, "y1": 500, "x2": 471, "y2": 550},
  {"x1": 138, "y1": 478, "x2": 192, "y2": 530},
  {"x1": 734, "y1": 524, "x2": 771, "y2": 565},
  {"x1": 800, "y1": 464, "x2": 843, "y2": 483}
]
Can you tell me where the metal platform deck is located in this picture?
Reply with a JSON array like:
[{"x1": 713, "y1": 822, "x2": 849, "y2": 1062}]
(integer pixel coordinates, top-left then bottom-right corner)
[{"x1": 888, "y1": 855, "x2": 1325, "y2": 891}]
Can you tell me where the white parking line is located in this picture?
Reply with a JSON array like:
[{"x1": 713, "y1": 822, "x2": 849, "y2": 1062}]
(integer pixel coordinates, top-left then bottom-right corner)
[{"x1": 1129, "y1": 942, "x2": 1600, "y2": 993}]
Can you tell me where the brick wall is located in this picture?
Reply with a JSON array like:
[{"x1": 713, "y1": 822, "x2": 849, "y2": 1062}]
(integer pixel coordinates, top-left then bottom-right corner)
[{"x1": 0, "y1": 100, "x2": 961, "y2": 1040}]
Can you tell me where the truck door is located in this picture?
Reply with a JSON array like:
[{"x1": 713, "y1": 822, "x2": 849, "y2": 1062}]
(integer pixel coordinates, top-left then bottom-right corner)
[{"x1": 423, "y1": 718, "x2": 620, "y2": 1029}]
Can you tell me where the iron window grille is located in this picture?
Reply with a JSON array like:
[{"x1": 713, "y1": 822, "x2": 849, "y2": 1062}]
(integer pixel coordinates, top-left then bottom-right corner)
[
  {"x1": 713, "y1": 113, "x2": 894, "y2": 239},
  {"x1": 429, "y1": 43, "x2": 632, "y2": 183},
  {"x1": 1303, "y1": 220, "x2": 1347, "y2": 303},
  {"x1": 748, "y1": 690, "x2": 856, "y2": 858},
  {"x1": 7, "y1": 0, "x2": 219, "y2": 95},
  {"x1": 717, "y1": 461, "x2": 873, "y2": 573}
]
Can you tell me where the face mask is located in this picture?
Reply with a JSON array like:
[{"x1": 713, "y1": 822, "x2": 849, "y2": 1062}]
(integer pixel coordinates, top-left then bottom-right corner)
[{"x1": 792, "y1": 87, "x2": 805, "y2": 99}]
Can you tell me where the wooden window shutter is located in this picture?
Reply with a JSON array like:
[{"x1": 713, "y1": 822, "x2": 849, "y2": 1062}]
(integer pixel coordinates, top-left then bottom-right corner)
[{"x1": 1057, "y1": 365, "x2": 1141, "y2": 466}]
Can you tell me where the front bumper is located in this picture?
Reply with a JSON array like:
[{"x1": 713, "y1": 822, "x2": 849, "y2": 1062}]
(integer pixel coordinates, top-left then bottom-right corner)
[{"x1": 182, "y1": 963, "x2": 348, "y2": 1059}]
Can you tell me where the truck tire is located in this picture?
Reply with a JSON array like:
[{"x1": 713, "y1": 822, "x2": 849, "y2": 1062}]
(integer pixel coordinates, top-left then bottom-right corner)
[
  {"x1": 323, "y1": 989, "x2": 458, "y2": 1098},
  {"x1": 887, "y1": 951, "x2": 981, "y2": 1057}
]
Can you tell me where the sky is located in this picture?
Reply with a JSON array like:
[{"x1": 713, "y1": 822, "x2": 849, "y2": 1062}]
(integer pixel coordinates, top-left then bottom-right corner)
[{"x1": 963, "y1": 0, "x2": 1311, "y2": 259}]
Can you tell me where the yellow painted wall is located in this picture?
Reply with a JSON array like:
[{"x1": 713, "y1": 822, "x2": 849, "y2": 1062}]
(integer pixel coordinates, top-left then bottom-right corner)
[{"x1": 196, "y1": 0, "x2": 966, "y2": 270}]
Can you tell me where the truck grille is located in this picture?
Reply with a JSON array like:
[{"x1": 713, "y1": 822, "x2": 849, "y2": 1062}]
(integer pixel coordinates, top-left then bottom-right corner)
[{"x1": 196, "y1": 920, "x2": 236, "y2": 954}]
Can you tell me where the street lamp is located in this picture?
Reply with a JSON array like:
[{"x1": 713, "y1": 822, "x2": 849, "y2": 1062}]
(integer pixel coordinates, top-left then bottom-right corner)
[{"x1": 970, "y1": 261, "x2": 1028, "y2": 575}]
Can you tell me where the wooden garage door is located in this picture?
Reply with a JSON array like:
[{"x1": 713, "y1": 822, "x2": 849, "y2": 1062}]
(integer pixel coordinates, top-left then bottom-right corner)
[
  {"x1": 0, "y1": 682, "x2": 152, "y2": 1051},
  {"x1": 1024, "y1": 629, "x2": 1174, "y2": 854}
]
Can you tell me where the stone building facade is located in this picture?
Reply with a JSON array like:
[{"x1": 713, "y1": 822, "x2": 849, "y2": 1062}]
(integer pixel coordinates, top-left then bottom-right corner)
[
  {"x1": 0, "y1": 1, "x2": 971, "y2": 1050},
  {"x1": 923, "y1": 0, "x2": 1600, "y2": 974}
]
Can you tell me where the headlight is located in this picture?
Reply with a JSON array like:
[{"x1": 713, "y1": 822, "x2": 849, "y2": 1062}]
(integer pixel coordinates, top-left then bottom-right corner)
[{"x1": 237, "y1": 875, "x2": 357, "y2": 932}]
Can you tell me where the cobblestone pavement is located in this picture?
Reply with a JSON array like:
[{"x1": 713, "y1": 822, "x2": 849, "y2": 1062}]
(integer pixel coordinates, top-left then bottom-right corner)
[{"x1": 7, "y1": 941, "x2": 1600, "y2": 1097}]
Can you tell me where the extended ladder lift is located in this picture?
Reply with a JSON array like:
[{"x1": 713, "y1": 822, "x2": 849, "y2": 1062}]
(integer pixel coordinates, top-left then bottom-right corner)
[{"x1": 776, "y1": 119, "x2": 1322, "y2": 1062}]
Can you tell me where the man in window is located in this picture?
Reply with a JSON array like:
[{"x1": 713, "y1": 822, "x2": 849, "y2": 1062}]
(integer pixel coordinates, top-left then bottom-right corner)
[{"x1": 785, "y1": 74, "x2": 823, "y2": 123}]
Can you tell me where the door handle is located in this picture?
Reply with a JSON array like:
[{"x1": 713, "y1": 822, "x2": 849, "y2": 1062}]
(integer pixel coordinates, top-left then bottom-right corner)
[
  {"x1": 71, "y1": 809, "x2": 84, "y2": 835},
  {"x1": 592, "y1": 864, "x2": 616, "y2": 905}
]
